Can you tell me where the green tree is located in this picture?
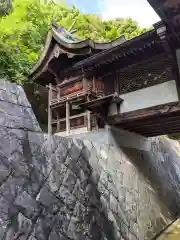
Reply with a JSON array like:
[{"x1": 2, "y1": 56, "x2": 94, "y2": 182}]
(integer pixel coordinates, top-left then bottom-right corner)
[{"x1": 0, "y1": 0, "x2": 149, "y2": 84}]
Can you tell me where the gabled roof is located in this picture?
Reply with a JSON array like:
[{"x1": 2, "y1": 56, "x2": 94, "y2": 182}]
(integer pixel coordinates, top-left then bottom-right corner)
[{"x1": 29, "y1": 21, "x2": 126, "y2": 85}]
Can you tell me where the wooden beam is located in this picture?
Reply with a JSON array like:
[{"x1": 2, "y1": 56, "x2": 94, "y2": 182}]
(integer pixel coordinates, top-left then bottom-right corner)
[
  {"x1": 120, "y1": 115, "x2": 180, "y2": 130},
  {"x1": 87, "y1": 110, "x2": 91, "y2": 131},
  {"x1": 48, "y1": 83, "x2": 52, "y2": 136},
  {"x1": 57, "y1": 112, "x2": 60, "y2": 132},
  {"x1": 52, "y1": 112, "x2": 86, "y2": 124},
  {"x1": 93, "y1": 76, "x2": 95, "y2": 92},
  {"x1": 109, "y1": 102, "x2": 180, "y2": 124}
]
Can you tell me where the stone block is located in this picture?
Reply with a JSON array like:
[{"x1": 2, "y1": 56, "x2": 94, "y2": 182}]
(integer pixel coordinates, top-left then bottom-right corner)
[
  {"x1": 79, "y1": 169, "x2": 89, "y2": 190},
  {"x1": 0, "y1": 175, "x2": 26, "y2": 203},
  {"x1": 0, "y1": 101, "x2": 24, "y2": 118},
  {"x1": 54, "y1": 211, "x2": 71, "y2": 234},
  {"x1": 0, "y1": 160, "x2": 11, "y2": 185},
  {"x1": 16, "y1": 85, "x2": 31, "y2": 107},
  {"x1": 86, "y1": 183, "x2": 101, "y2": 208},
  {"x1": 72, "y1": 138, "x2": 85, "y2": 151},
  {"x1": 68, "y1": 143, "x2": 82, "y2": 161},
  {"x1": 48, "y1": 229, "x2": 68, "y2": 240},
  {"x1": 62, "y1": 169, "x2": 77, "y2": 192},
  {"x1": 50, "y1": 163, "x2": 68, "y2": 187},
  {"x1": 0, "y1": 196, "x2": 17, "y2": 221},
  {"x1": 100, "y1": 195, "x2": 109, "y2": 216},
  {"x1": 90, "y1": 168, "x2": 101, "y2": 184},
  {"x1": 0, "y1": 79, "x2": 8, "y2": 91},
  {"x1": 8, "y1": 152, "x2": 29, "y2": 178},
  {"x1": 14, "y1": 191, "x2": 41, "y2": 220},
  {"x1": 117, "y1": 205, "x2": 130, "y2": 228},
  {"x1": 73, "y1": 201, "x2": 86, "y2": 219},
  {"x1": 88, "y1": 146, "x2": 99, "y2": 167},
  {"x1": 16, "y1": 213, "x2": 33, "y2": 237},
  {"x1": 100, "y1": 171, "x2": 108, "y2": 188},
  {"x1": 58, "y1": 185, "x2": 76, "y2": 211},
  {"x1": 120, "y1": 220, "x2": 129, "y2": 240},
  {"x1": 32, "y1": 208, "x2": 57, "y2": 240},
  {"x1": 81, "y1": 143, "x2": 92, "y2": 161},
  {"x1": 0, "y1": 128, "x2": 23, "y2": 159},
  {"x1": 41, "y1": 136, "x2": 62, "y2": 159},
  {"x1": 67, "y1": 216, "x2": 86, "y2": 240},
  {"x1": 77, "y1": 156, "x2": 91, "y2": 176},
  {"x1": 108, "y1": 181, "x2": 119, "y2": 200},
  {"x1": 23, "y1": 168, "x2": 46, "y2": 197},
  {"x1": 110, "y1": 194, "x2": 119, "y2": 214},
  {"x1": 0, "y1": 89, "x2": 18, "y2": 104},
  {"x1": 86, "y1": 223, "x2": 102, "y2": 240},
  {"x1": 28, "y1": 132, "x2": 46, "y2": 145},
  {"x1": 98, "y1": 181, "x2": 110, "y2": 202},
  {"x1": 47, "y1": 169, "x2": 62, "y2": 193},
  {"x1": 72, "y1": 179, "x2": 87, "y2": 205},
  {"x1": 28, "y1": 142, "x2": 51, "y2": 177},
  {"x1": 36, "y1": 185, "x2": 61, "y2": 214},
  {"x1": 64, "y1": 155, "x2": 81, "y2": 178},
  {"x1": 51, "y1": 141, "x2": 68, "y2": 167}
]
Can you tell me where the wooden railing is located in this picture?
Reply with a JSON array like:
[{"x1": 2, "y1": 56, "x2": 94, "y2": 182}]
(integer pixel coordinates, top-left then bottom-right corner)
[
  {"x1": 50, "y1": 90, "x2": 88, "y2": 107},
  {"x1": 52, "y1": 113, "x2": 86, "y2": 132}
]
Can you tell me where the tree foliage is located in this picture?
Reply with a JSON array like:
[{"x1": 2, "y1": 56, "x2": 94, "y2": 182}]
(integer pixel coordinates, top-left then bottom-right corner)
[{"x1": 0, "y1": 0, "x2": 150, "y2": 84}]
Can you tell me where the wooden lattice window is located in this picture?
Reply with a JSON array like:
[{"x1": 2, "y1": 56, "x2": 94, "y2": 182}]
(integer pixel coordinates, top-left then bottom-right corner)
[{"x1": 118, "y1": 54, "x2": 173, "y2": 94}]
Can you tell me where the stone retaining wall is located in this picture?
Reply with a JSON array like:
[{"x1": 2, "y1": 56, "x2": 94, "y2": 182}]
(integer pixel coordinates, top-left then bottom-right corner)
[{"x1": 1, "y1": 79, "x2": 180, "y2": 240}]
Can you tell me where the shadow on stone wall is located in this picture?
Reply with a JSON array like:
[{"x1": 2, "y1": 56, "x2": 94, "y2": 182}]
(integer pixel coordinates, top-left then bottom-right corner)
[{"x1": 112, "y1": 132, "x2": 180, "y2": 219}]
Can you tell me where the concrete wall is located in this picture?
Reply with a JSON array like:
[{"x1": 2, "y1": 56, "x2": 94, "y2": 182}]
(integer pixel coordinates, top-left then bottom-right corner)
[
  {"x1": 2, "y1": 79, "x2": 180, "y2": 240},
  {"x1": 109, "y1": 80, "x2": 179, "y2": 116}
]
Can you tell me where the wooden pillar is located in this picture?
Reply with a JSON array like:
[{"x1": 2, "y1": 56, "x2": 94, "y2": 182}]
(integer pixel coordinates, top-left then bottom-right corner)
[
  {"x1": 93, "y1": 76, "x2": 96, "y2": 92},
  {"x1": 57, "y1": 112, "x2": 60, "y2": 132},
  {"x1": 57, "y1": 86, "x2": 60, "y2": 99},
  {"x1": 87, "y1": 95, "x2": 91, "y2": 131},
  {"x1": 56, "y1": 86, "x2": 60, "y2": 133},
  {"x1": 66, "y1": 100, "x2": 70, "y2": 136},
  {"x1": 87, "y1": 110, "x2": 91, "y2": 131},
  {"x1": 48, "y1": 83, "x2": 52, "y2": 136},
  {"x1": 83, "y1": 77, "x2": 87, "y2": 90}
]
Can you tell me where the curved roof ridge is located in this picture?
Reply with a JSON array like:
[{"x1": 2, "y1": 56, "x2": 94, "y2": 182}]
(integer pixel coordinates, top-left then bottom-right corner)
[
  {"x1": 52, "y1": 26, "x2": 126, "y2": 50},
  {"x1": 29, "y1": 21, "x2": 127, "y2": 80}
]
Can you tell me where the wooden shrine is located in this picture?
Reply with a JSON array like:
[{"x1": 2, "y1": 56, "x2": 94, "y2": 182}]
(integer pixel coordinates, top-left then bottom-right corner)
[{"x1": 30, "y1": 1, "x2": 180, "y2": 137}]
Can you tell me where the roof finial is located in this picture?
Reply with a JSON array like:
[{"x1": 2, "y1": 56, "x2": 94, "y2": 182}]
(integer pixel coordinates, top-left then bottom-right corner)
[{"x1": 68, "y1": 19, "x2": 77, "y2": 34}]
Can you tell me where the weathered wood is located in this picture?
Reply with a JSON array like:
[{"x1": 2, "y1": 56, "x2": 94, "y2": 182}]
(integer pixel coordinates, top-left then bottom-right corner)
[
  {"x1": 86, "y1": 95, "x2": 91, "y2": 131},
  {"x1": 48, "y1": 83, "x2": 52, "y2": 136},
  {"x1": 87, "y1": 110, "x2": 91, "y2": 131},
  {"x1": 52, "y1": 112, "x2": 86, "y2": 124},
  {"x1": 92, "y1": 76, "x2": 95, "y2": 91},
  {"x1": 57, "y1": 86, "x2": 60, "y2": 99},
  {"x1": 66, "y1": 101, "x2": 70, "y2": 136},
  {"x1": 57, "y1": 112, "x2": 60, "y2": 132},
  {"x1": 83, "y1": 77, "x2": 88, "y2": 90},
  {"x1": 109, "y1": 102, "x2": 180, "y2": 124}
]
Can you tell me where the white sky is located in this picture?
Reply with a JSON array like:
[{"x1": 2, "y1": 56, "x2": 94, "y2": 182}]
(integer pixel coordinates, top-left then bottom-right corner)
[{"x1": 99, "y1": 0, "x2": 160, "y2": 27}]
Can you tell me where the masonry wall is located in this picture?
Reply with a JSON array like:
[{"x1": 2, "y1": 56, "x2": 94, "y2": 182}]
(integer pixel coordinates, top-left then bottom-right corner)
[{"x1": 1, "y1": 79, "x2": 180, "y2": 240}]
